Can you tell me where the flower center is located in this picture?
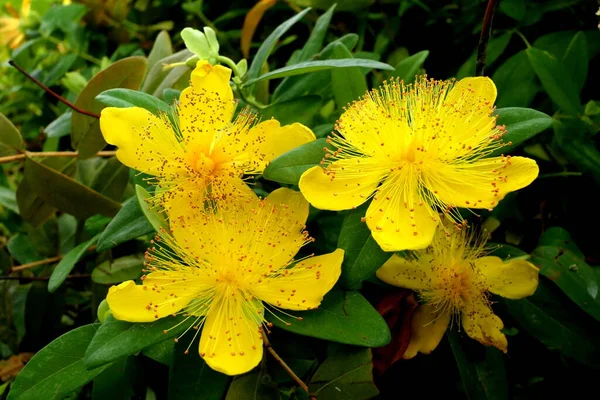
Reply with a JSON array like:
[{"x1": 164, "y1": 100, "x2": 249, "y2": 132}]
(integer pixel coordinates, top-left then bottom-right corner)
[
  {"x1": 424, "y1": 262, "x2": 484, "y2": 313},
  {"x1": 193, "y1": 152, "x2": 217, "y2": 175}
]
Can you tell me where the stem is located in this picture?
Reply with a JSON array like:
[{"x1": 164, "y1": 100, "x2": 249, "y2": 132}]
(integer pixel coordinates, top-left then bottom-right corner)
[
  {"x1": 260, "y1": 328, "x2": 316, "y2": 399},
  {"x1": 8, "y1": 60, "x2": 101, "y2": 119},
  {"x1": 0, "y1": 151, "x2": 116, "y2": 164},
  {"x1": 11, "y1": 245, "x2": 97, "y2": 272},
  {"x1": 217, "y1": 55, "x2": 267, "y2": 110},
  {"x1": 514, "y1": 30, "x2": 532, "y2": 48},
  {"x1": 476, "y1": 0, "x2": 500, "y2": 76}
]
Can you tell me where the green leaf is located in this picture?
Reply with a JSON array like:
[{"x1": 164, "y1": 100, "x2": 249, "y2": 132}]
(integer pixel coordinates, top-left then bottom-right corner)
[
  {"x1": 17, "y1": 157, "x2": 76, "y2": 227},
  {"x1": 526, "y1": 47, "x2": 582, "y2": 115},
  {"x1": 91, "y1": 357, "x2": 135, "y2": 400},
  {"x1": 260, "y1": 96, "x2": 323, "y2": 126},
  {"x1": 530, "y1": 227, "x2": 600, "y2": 321},
  {"x1": 7, "y1": 324, "x2": 112, "y2": 400},
  {"x1": 85, "y1": 315, "x2": 188, "y2": 369},
  {"x1": 493, "y1": 50, "x2": 538, "y2": 108},
  {"x1": 89, "y1": 158, "x2": 130, "y2": 202},
  {"x1": 331, "y1": 43, "x2": 368, "y2": 109},
  {"x1": 308, "y1": 347, "x2": 378, "y2": 400},
  {"x1": 45, "y1": 111, "x2": 72, "y2": 139},
  {"x1": 96, "y1": 196, "x2": 154, "y2": 252},
  {"x1": 272, "y1": 289, "x2": 391, "y2": 347},
  {"x1": 244, "y1": 58, "x2": 394, "y2": 87},
  {"x1": 246, "y1": 8, "x2": 312, "y2": 85},
  {"x1": 0, "y1": 186, "x2": 19, "y2": 214},
  {"x1": 141, "y1": 49, "x2": 192, "y2": 98},
  {"x1": 389, "y1": 50, "x2": 429, "y2": 84},
  {"x1": 457, "y1": 33, "x2": 513, "y2": 79},
  {"x1": 24, "y1": 157, "x2": 121, "y2": 219},
  {"x1": 136, "y1": 185, "x2": 168, "y2": 233},
  {"x1": 562, "y1": 31, "x2": 588, "y2": 93},
  {"x1": 142, "y1": 340, "x2": 174, "y2": 367},
  {"x1": 553, "y1": 119, "x2": 600, "y2": 184},
  {"x1": 48, "y1": 234, "x2": 99, "y2": 293},
  {"x1": 337, "y1": 204, "x2": 390, "y2": 289},
  {"x1": 71, "y1": 56, "x2": 148, "y2": 159},
  {"x1": 146, "y1": 31, "x2": 173, "y2": 77},
  {"x1": 43, "y1": 53, "x2": 78, "y2": 87},
  {"x1": 489, "y1": 107, "x2": 553, "y2": 156},
  {"x1": 448, "y1": 331, "x2": 508, "y2": 400},
  {"x1": 503, "y1": 279, "x2": 600, "y2": 367},
  {"x1": 499, "y1": 0, "x2": 526, "y2": 20},
  {"x1": 296, "y1": 4, "x2": 336, "y2": 62},
  {"x1": 0, "y1": 112, "x2": 24, "y2": 156},
  {"x1": 39, "y1": 4, "x2": 88, "y2": 35},
  {"x1": 225, "y1": 359, "x2": 278, "y2": 400},
  {"x1": 92, "y1": 254, "x2": 144, "y2": 285},
  {"x1": 96, "y1": 88, "x2": 170, "y2": 115},
  {"x1": 263, "y1": 138, "x2": 328, "y2": 185},
  {"x1": 168, "y1": 337, "x2": 231, "y2": 400}
]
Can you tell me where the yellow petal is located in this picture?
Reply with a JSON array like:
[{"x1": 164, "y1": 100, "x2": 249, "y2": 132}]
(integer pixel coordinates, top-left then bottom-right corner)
[
  {"x1": 403, "y1": 304, "x2": 451, "y2": 359},
  {"x1": 179, "y1": 61, "x2": 235, "y2": 148},
  {"x1": 100, "y1": 107, "x2": 185, "y2": 176},
  {"x1": 365, "y1": 172, "x2": 439, "y2": 251},
  {"x1": 200, "y1": 292, "x2": 264, "y2": 375},
  {"x1": 299, "y1": 158, "x2": 387, "y2": 211},
  {"x1": 476, "y1": 256, "x2": 539, "y2": 299},
  {"x1": 423, "y1": 156, "x2": 539, "y2": 210},
  {"x1": 264, "y1": 187, "x2": 309, "y2": 231},
  {"x1": 462, "y1": 299, "x2": 507, "y2": 352},
  {"x1": 375, "y1": 253, "x2": 434, "y2": 291},
  {"x1": 445, "y1": 76, "x2": 497, "y2": 112},
  {"x1": 106, "y1": 278, "x2": 195, "y2": 323},
  {"x1": 252, "y1": 249, "x2": 344, "y2": 311}
]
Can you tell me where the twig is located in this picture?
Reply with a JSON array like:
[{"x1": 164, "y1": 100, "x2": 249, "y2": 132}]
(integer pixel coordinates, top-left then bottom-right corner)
[
  {"x1": 0, "y1": 274, "x2": 91, "y2": 281},
  {"x1": 0, "y1": 151, "x2": 117, "y2": 164},
  {"x1": 8, "y1": 60, "x2": 101, "y2": 119},
  {"x1": 11, "y1": 245, "x2": 97, "y2": 272},
  {"x1": 260, "y1": 328, "x2": 317, "y2": 399},
  {"x1": 476, "y1": 0, "x2": 500, "y2": 76}
]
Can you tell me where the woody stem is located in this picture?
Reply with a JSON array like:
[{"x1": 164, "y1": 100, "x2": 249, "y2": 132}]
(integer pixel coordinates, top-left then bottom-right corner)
[
  {"x1": 476, "y1": 0, "x2": 499, "y2": 76},
  {"x1": 0, "y1": 151, "x2": 117, "y2": 164}
]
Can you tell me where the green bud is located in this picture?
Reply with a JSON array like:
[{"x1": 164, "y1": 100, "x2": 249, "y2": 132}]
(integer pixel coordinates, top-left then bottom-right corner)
[
  {"x1": 204, "y1": 27, "x2": 219, "y2": 53},
  {"x1": 181, "y1": 27, "x2": 211, "y2": 59},
  {"x1": 584, "y1": 100, "x2": 600, "y2": 116},
  {"x1": 236, "y1": 59, "x2": 248, "y2": 77},
  {"x1": 97, "y1": 299, "x2": 112, "y2": 323}
]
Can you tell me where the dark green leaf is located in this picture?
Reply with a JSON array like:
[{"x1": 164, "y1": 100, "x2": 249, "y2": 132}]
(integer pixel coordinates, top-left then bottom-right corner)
[
  {"x1": 263, "y1": 139, "x2": 328, "y2": 185},
  {"x1": 0, "y1": 112, "x2": 24, "y2": 156},
  {"x1": 168, "y1": 337, "x2": 231, "y2": 400},
  {"x1": 96, "y1": 196, "x2": 154, "y2": 252},
  {"x1": 141, "y1": 49, "x2": 193, "y2": 98},
  {"x1": 91, "y1": 357, "x2": 135, "y2": 400},
  {"x1": 85, "y1": 315, "x2": 188, "y2": 369},
  {"x1": 493, "y1": 51, "x2": 539, "y2": 108},
  {"x1": 136, "y1": 185, "x2": 168, "y2": 233},
  {"x1": 0, "y1": 186, "x2": 19, "y2": 214},
  {"x1": 71, "y1": 56, "x2": 148, "y2": 159},
  {"x1": 489, "y1": 107, "x2": 552, "y2": 156},
  {"x1": 296, "y1": 4, "x2": 336, "y2": 62},
  {"x1": 244, "y1": 59, "x2": 394, "y2": 87},
  {"x1": 48, "y1": 234, "x2": 99, "y2": 293},
  {"x1": 43, "y1": 53, "x2": 78, "y2": 87},
  {"x1": 146, "y1": 31, "x2": 173, "y2": 77},
  {"x1": 389, "y1": 50, "x2": 429, "y2": 85},
  {"x1": 554, "y1": 119, "x2": 600, "y2": 184},
  {"x1": 89, "y1": 158, "x2": 130, "y2": 202},
  {"x1": 331, "y1": 43, "x2": 368, "y2": 109},
  {"x1": 260, "y1": 96, "x2": 323, "y2": 126},
  {"x1": 96, "y1": 89, "x2": 170, "y2": 115},
  {"x1": 272, "y1": 289, "x2": 391, "y2": 347},
  {"x1": 39, "y1": 4, "x2": 88, "y2": 35},
  {"x1": 24, "y1": 157, "x2": 121, "y2": 219},
  {"x1": 45, "y1": 111, "x2": 72, "y2": 138},
  {"x1": 308, "y1": 347, "x2": 378, "y2": 400},
  {"x1": 337, "y1": 205, "x2": 389, "y2": 289},
  {"x1": 562, "y1": 31, "x2": 588, "y2": 93},
  {"x1": 142, "y1": 340, "x2": 174, "y2": 367},
  {"x1": 92, "y1": 254, "x2": 144, "y2": 285},
  {"x1": 225, "y1": 359, "x2": 278, "y2": 400},
  {"x1": 7, "y1": 324, "x2": 112, "y2": 400},
  {"x1": 526, "y1": 47, "x2": 582, "y2": 115},
  {"x1": 499, "y1": 0, "x2": 526, "y2": 20},
  {"x1": 246, "y1": 8, "x2": 312, "y2": 85}
]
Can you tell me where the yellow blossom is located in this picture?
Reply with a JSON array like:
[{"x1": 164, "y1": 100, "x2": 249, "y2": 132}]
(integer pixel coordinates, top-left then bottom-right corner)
[
  {"x1": 0, "y1": 0, "x2": 31, "y2": 49},
  {"x1": 100, "y1": 61, "x2": 315, "y2": 216},
  {"x1": 376, "y1": 221, "x2": 539, "y2": 358},
  {"x1": 299, "y1": 77, "x2": 539, "y2": 252},
  {"x1": 106, "y1": 188, "x2": 344, "y2": 375}
]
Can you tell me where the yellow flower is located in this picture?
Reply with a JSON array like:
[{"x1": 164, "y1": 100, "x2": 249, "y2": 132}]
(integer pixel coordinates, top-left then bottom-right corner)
[
  {"x1": 100, "y1": 61, "x2": 315, "y2": 216},
  {"x1": 0, "y1": 0, "x2": 31, "y2": 49},
  {"x1": 106, "y1": 188, "x2": 344, "y2": 375},
  {"x1": 299, "y1": 77, "x2": 539, "y2": 252},
  {"x1": 376, "y1": 222, "x2": 539, "y2": 358}
]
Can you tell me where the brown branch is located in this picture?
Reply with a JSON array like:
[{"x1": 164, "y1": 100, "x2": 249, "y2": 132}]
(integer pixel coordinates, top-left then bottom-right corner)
[
  {"x1": 476, "y1": 0, "x2": 500, "y2": 76},
  {"x1": 0, "y1": 274, "x2": 91, "y2": 281},
  {"x1": 260, "y1": 328, "x2": 317, "y2": 399},
  {"x1": 0, "y1": 151, "x2": 117, "y2": 164},
  {"x1": 11, "y1": 245, "x2": 97, "y2": 272},
  {"x1": 9, "y1": 60, "x2": 101, "y2": 119}
]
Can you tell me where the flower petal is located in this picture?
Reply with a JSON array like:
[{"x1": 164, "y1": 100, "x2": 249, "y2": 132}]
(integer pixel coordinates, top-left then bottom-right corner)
[
  {"x1": 445, "y1": 76, "x2": 497, "y2": 113},
  {"x1": 375, "y1": 253, "x2": 434, "y2": 291},
  {"x1": 179, "y1": 61, "x2": 235, "y2": 148},
  {"x1": 252, "y1": 249, "x2": 344, "y2": 311},
  {"x1": 461, "y1": 298, "x2": 507, "y2": 352},
  {"x1": 424, "y1": 156, "x2": 539, "y2": 210},
  {"x1": 106, "y1": 278, "x2": 195, "y2": 323},
  {"x1": 100, "y1": 107, "x2": 185, "y2": 176},
  {"x1": 299, "y1": 158, "x2": 387, "y2": 211},
  {"x1": 264, "y1": 187, "x2": 309, "y2": 232},
  {"x1": 403, "y1": 304, "x2": 451, "y2": 359},
  {"x1": 476, "y1": 256, "x2": 539, "y2": 299},
  {"x1": 200, "y1": 292, "x2": 264, "y2": 375},
  {"x1": 365, "y1": 172, "x2": 439, "y2": 251}
]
